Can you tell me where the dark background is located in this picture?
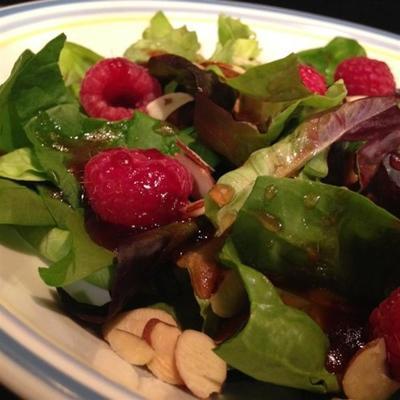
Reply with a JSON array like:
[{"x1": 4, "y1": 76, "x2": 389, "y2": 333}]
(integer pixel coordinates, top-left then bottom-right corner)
[
  {"x1": 244, "y1": 0, "x2": 400, "y2": 34},
  {"x1": 0, "y1": 0, "x2": 398, "y2": 399},
  {"x1": 2, "y1": 0, "x2": 400, "y2": 34}
]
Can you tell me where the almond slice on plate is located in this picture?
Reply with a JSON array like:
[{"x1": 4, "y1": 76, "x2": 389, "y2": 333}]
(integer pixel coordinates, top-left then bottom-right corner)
[
  {"x1": 105, "y1": 328, "x2": 154, "y2": 366},
  {"x1": 343, "y1": 338, "x2": 400, "y2": 400},
  {"x1": 144, "y1": 320, "x2": 183, "y2": 385},
  {"x1": 104, "y1": 307, "x2": 178, "y2": 338},
  {"x1": 175, "y1": 330, "x2": 227, "y2": 399}
]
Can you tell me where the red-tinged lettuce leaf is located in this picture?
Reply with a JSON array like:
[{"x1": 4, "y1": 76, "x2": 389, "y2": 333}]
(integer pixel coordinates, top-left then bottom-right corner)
[
  {"x1": 147, "y1": 54, "x2": 237, "y2": 111},
  {"x1": 325, "y1": 99, "x2": 400, "y2": 192},
  {"x1": 357, "y1": 128, "x2": 400, "y2": 189},
  {"x1": 340, "y1": 100, "x2": 400, "y2": 189},
  {"x1": 342, "y1": 101, "x2": 400, "y2": 142},
  {"x1": 236, "y1": 81, "x2": 347, "y2": 145},
  {"x1": 196, "y1": 81, "x2": 346, "y2": 166},
  {"x1": 206, "y1": 96, "x2": 397, "y2": 233},
  {"x1": 194, "y1": 94, "x2": 268, "y2": 165}
]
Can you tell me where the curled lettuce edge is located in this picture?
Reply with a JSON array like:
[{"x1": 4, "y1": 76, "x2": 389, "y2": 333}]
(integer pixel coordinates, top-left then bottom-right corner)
[{"x1": 206, "y1": 96, "x2": 398, "y2": 234}]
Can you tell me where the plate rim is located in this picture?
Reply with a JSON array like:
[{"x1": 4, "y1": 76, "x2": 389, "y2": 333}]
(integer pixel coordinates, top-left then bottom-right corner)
[
  {"x1": 0, "y1": 0, "x2": 399, "y2": 41},
  {"x1": 0, "y1": 305, "x2": 144, "y2": 400}
]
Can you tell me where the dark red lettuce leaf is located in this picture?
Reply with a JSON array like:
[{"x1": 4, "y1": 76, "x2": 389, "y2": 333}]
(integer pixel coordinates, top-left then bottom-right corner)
[
  {"x1": 108, "y1": 218, "x2": 212, "y2": 318},
  {"x1": 339, "y1": 99, "x2": 400, "y2": 189},
  {"x1": 56, "y1": 219, "x2": 213, "y2": 324},
  {"x1": 342, "y1": 102, "x2": 400, "y2": 142},
  {"x1": 357, "y1": 127, "x2": 400, "y2": 189},
  {"x1": 367, "y1": 152, "x2": 400, "y2": 217},
  {"x1": 148, "y1": 54, "x2": 237, "y2": 111},
  {"x1": 194, "y1": 94, "x2": 267, "y2": 165},
  {"x1": 326, "y1": 97, "x2": 400, "y2": 185}
]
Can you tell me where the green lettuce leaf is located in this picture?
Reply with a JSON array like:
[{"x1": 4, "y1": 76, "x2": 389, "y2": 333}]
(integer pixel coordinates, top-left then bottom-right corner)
[
  {"x1": 217, "y1": 14, "x2": 254, "y2": 45},
  {"x1": 59, "y1": 41, "x2": 102, "y2": 97},
  {"x1": 31, "y1": 146, "x2": 82, "y2": 209},
  {"x1": 229, "y1": 176, "x2": 400, "y2": 305},
  {"x1": 226, "y1": 54, "x2": 310, "y2": 101},
  {"x1": 177, "y1": 126, "x2": 220, "y2": 168},
  {"x1": 217, "y1": 239, "x2": 339, "y2": 393},
  {"x1": 0, "y1": 179, "x2": 55, "y2": 226},
  {"x1": 211, "y1": 15, "x2": 261, "y2": 66},
  {"x1": 0, "y1": 50, "x2": 33, "y2": 151},
  {"x1": 125, "y1": 112, "x2": 179, "y2": 154},
  {"x1": 124, "y1": 11, "x2": 200, "y2": 62},
  {"x1": 24, "y1": 106, "x2": 83, "y2": 208},
  {"x1": 297, "y1": 37, "x2": 366, "y2": 85},
  {"x1": 25, "y1": 103, "x2": 181, "y2": 157},
  {"x1": 299, "y1": 149, "x2": 329, "y2": 181},
  {"x1": 18, "y1": 226, "x2": 71, "y2": 262},
  {"x1": 257, "y1": 80, "x2": 347, "y2": 144},
  {"x1": 0, "y1": 147, "x2": 46, "y2": 181},
  {"x1": 36, "y1": 188, "x2": 114, "y2": 287},
  {"x1": 0, "y1": 34, "x2": 76, "y2": 152},
  {"x1": 0, "y1": 178, "x2": 114, "y2": 287}
]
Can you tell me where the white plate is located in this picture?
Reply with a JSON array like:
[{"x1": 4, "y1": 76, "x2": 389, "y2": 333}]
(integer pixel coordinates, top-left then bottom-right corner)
[{"x1": 0, "y1": 1, "x2": 399, "y2": 399}]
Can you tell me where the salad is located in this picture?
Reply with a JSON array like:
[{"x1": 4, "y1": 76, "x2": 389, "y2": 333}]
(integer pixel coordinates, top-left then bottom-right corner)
[{"x1": 1, "y1": 10, "x2": 400, "y2": 400}]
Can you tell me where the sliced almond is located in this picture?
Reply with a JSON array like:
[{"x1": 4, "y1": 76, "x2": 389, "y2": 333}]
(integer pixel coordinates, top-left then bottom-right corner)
[
  {"x1": 104, "y1": 307, "x2": 177, "y2": 339},
  {"x1": 173, "y1": 152, "x2": 215, "y2": 199},
  {"x1": 346, "y1": 95, "x2": 367, "y2": 102},
  {"x1": 105, "y1": 329, "x2": 154, "y2": 366},
  {"x1": 210, "y1": 269, "x2": 247, "y2": 318},
  {"x1": 146, "y1": 92, "x2": 194, "y2": 121},
  {"x1": 180, "y1": 199, "x2": 205, "y2": 218},
  {"x1": 145, "y1": 320, "x2": 183, "y2": 385},
  {"x1": 142, "y1": 318, "x2": 164, "y2": 345},
  {"x1": 175, "y1": 330, "x2": 227, "y2": 399},
  {"x1": 343, "y1": 338, "x2": 400, "y2": 400}
]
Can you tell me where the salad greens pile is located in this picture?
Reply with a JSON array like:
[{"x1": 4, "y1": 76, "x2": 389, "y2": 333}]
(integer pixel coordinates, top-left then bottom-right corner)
[{"x1": 1, "y1": 11, "x2": 400, "y2": 399}]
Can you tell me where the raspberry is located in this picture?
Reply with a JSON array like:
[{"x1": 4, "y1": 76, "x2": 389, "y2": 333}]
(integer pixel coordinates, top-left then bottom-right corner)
[
  {"x1": 84, "y1": 148, "x2": 193, "y2": 228},
  {"x1": 369, "y1": 287, "x2": 400, "y2": 380},
  {"x1": 298, "y1": 64, "x2": 327, "y2": 95},
  {"x1": 80, "y1": 58, "x2": 162, "y2": 121},
  {"x1": 334, "y1": 56, "x2": 396, "y2": 96}
]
